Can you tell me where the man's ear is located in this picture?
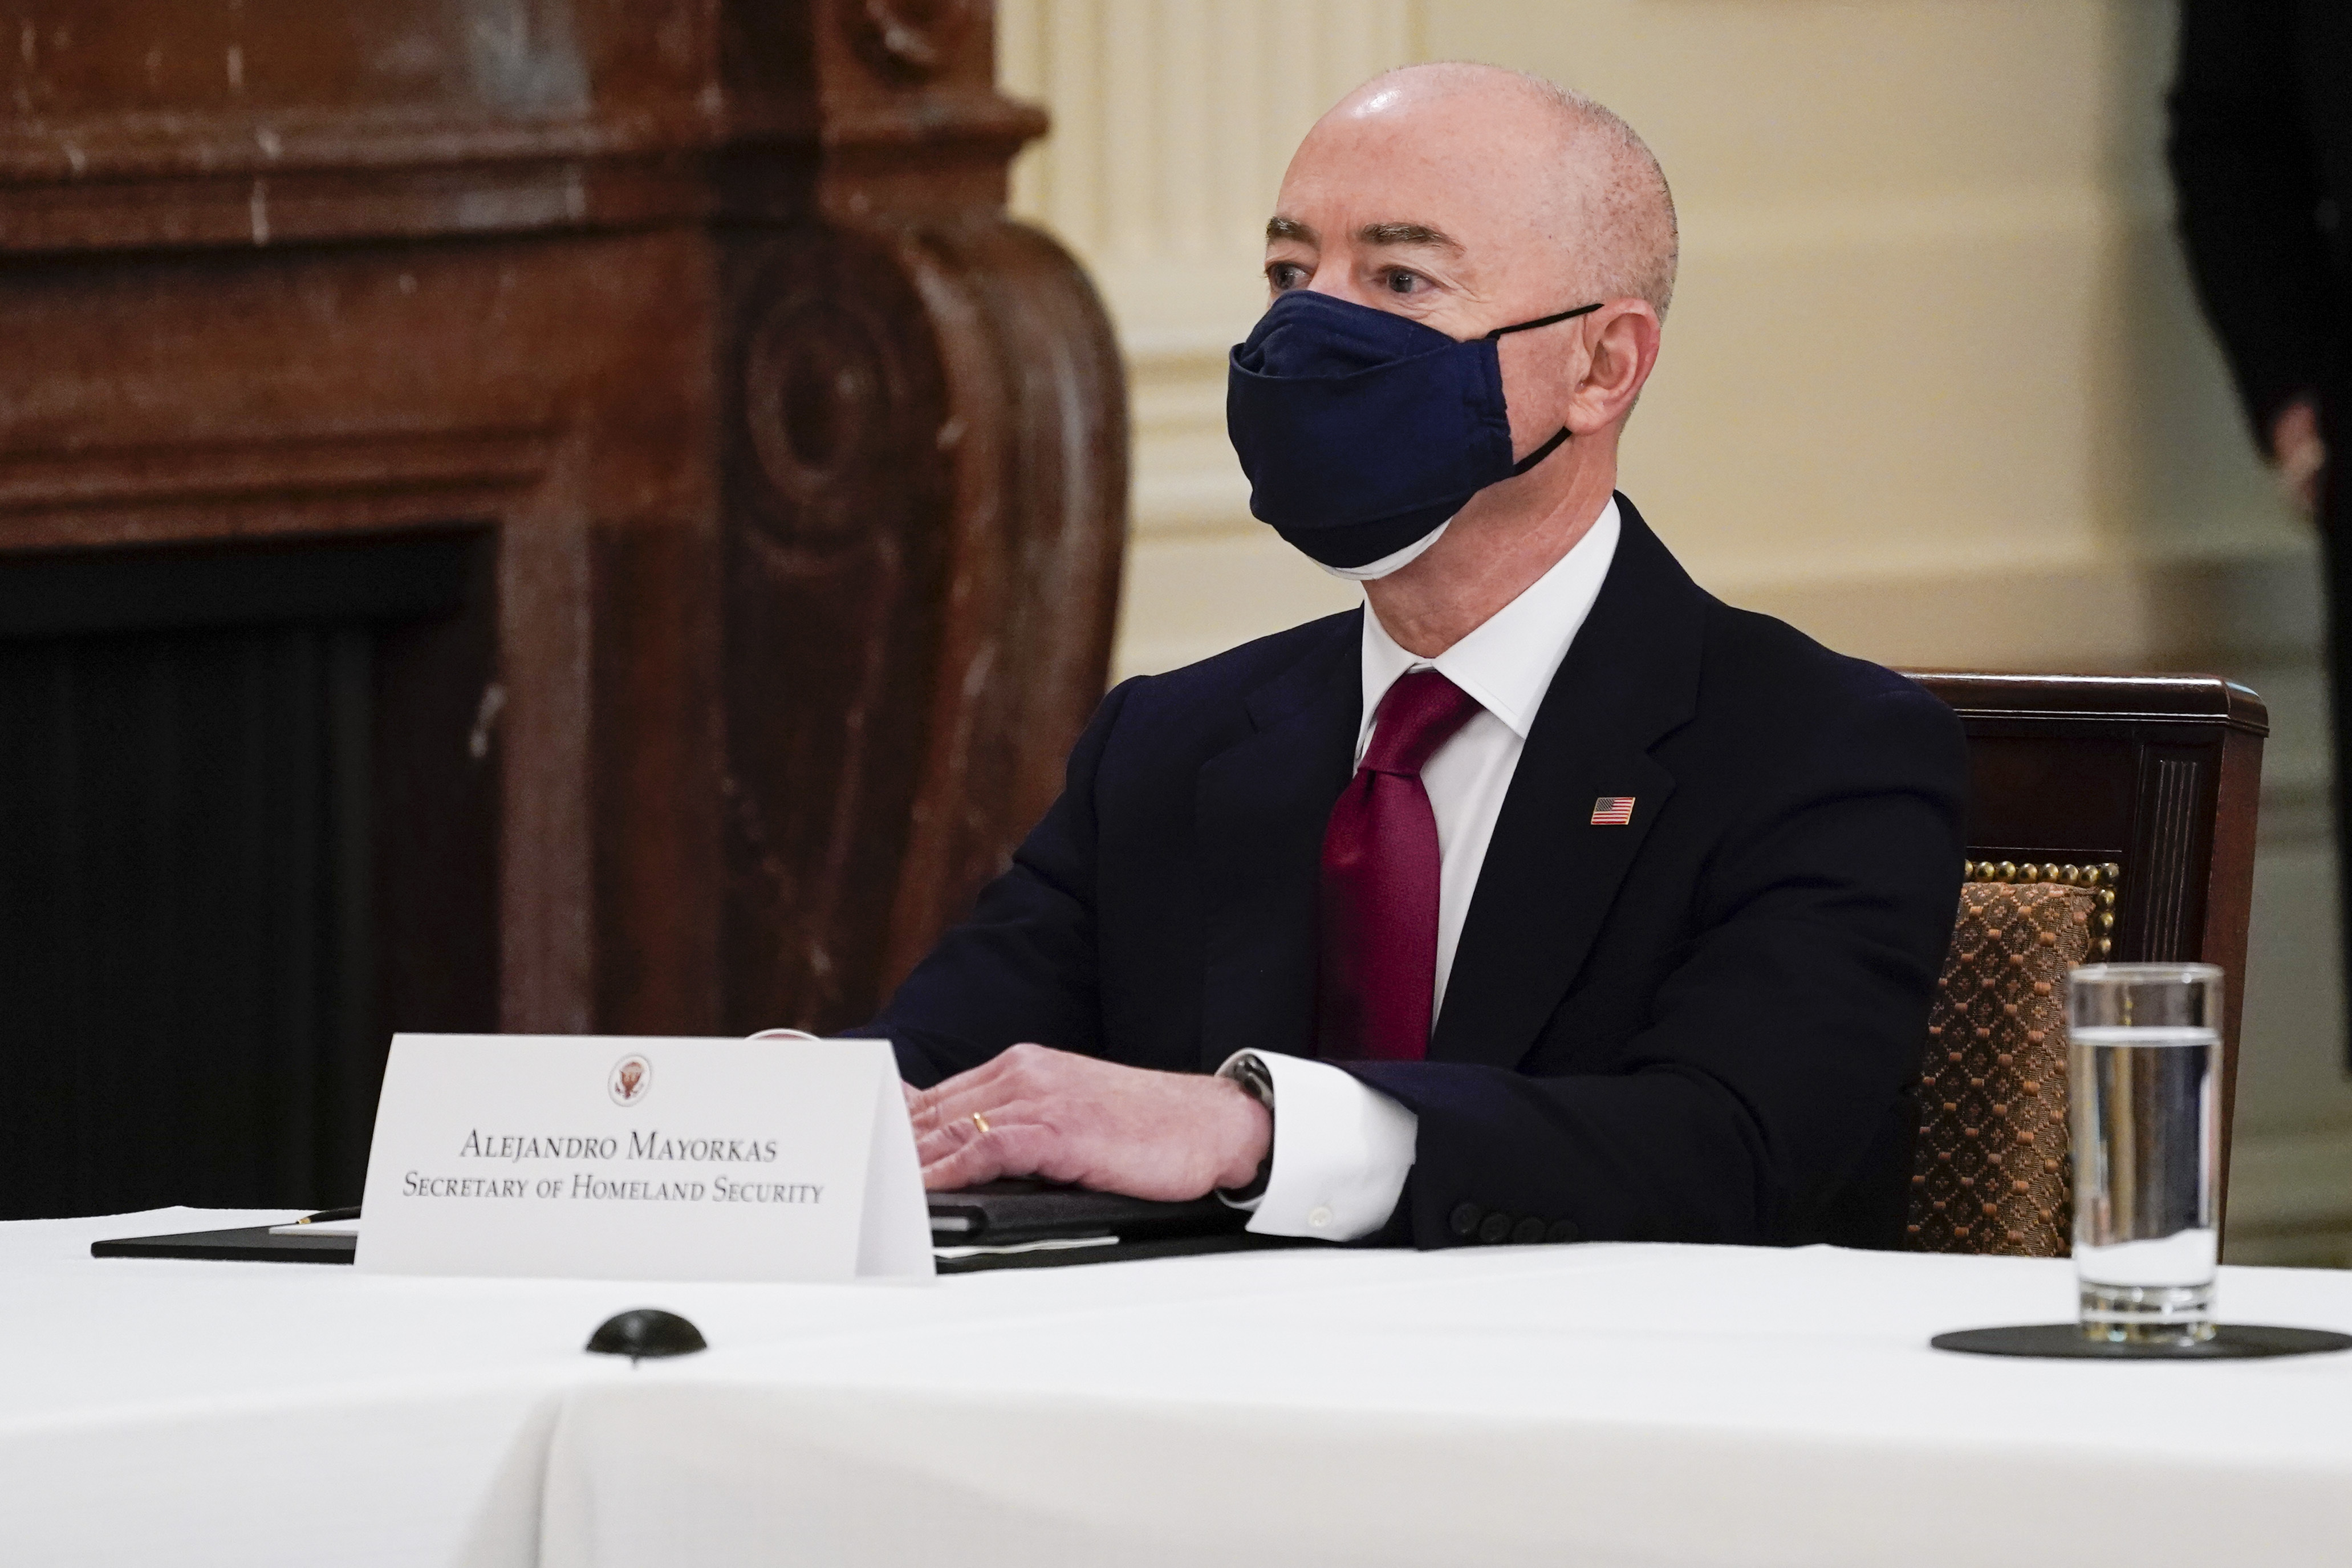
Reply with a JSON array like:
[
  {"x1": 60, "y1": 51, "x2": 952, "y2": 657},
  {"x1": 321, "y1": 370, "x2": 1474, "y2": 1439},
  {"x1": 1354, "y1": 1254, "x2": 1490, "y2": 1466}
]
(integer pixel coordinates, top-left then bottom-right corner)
[{"x1": 1566, "y1": 300, "x2": 1662, "y2": 434}]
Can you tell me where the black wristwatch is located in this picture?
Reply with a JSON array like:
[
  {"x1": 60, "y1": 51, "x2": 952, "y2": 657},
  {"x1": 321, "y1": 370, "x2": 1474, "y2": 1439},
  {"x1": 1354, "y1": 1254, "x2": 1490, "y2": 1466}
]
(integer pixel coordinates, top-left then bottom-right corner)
[{"x1": 1217, "y1": 1053, "x2": 1277, "y2": 1204}]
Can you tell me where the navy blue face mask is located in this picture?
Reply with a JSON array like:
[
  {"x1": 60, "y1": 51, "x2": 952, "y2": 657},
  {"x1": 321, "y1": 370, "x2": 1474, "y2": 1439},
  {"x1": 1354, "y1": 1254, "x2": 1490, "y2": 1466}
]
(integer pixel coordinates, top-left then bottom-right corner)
[{"x1": 1226, "y1": 289, "x2": 1601, "y2": 571}]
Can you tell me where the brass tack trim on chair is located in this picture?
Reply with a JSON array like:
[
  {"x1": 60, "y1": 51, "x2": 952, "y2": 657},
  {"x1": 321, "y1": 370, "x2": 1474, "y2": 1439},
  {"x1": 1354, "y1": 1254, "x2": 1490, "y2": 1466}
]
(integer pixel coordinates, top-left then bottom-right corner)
[{"x1": 1962, "y1": 860, "x2": 2120, "y2": 959}]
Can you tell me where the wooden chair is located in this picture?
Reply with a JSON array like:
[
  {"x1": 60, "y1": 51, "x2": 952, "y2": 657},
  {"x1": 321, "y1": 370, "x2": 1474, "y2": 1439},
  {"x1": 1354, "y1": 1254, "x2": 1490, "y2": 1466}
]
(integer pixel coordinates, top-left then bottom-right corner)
[{"x1": 1898, "y1": 673, "x2": 2267, "y2": 1256}]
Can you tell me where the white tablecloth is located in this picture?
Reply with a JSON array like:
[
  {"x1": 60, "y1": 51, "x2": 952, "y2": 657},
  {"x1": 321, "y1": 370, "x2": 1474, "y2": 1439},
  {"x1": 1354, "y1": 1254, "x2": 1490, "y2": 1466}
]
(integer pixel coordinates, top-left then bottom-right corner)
[
  {"x1": 0, "y1": 1209, "x2": 1052, "y2": 1567},
  {"x1": 14, "y1": 1212, "x2": 2352, "y2": 1567},
  {"x1": 539, "y1": 1243, "x2": 2352, "y2": 1568}
]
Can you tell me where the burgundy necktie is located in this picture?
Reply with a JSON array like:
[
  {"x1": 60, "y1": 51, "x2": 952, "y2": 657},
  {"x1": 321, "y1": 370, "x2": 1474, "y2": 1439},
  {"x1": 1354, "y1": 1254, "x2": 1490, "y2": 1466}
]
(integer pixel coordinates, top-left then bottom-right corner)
[{"x1": 1316, "y1": 669, "x2": 1485, "y2": 1061}]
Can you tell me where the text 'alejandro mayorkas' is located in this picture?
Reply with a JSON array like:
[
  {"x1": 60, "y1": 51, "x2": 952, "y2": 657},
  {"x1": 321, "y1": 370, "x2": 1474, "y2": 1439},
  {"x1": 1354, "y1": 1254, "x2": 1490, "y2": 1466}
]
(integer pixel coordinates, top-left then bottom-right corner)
[{"x1": 456, "y1": 1131, "x2": 781, "y2": 1163}]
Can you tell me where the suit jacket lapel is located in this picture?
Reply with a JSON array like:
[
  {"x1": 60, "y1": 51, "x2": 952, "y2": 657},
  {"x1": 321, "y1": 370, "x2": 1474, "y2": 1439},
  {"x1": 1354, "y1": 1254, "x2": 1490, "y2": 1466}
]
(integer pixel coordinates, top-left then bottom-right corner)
[
  {"x1": 1430, "y1": 498, "x2": 1707, "y2": 1070},
  {"x1": 1195, "y1": 618, "x2": 1361, "y2": 1071}
]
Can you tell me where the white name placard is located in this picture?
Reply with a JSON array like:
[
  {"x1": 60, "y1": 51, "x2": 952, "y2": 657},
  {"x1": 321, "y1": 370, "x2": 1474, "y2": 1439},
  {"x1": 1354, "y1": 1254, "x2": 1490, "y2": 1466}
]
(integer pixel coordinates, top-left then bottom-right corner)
[{"x1": 356, "y1": 1034, "x2": 931, "y2": 1282}]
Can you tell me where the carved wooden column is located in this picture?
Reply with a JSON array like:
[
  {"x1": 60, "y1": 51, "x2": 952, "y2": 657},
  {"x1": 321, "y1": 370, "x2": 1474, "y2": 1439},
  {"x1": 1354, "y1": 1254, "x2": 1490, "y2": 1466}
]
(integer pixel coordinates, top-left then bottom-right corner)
[{"x1": 0, "y1": 0, "x2": 1124, "y2": 1215}]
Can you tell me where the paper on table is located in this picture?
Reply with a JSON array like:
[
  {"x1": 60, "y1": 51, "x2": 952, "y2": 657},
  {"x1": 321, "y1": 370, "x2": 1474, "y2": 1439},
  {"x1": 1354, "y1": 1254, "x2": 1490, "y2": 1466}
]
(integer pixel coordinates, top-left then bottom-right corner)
[
  {"x1": 932, "y1": 1236, "x2": 1121, "y2": 1261},
  {"x1": 267, "y1": 1220, "x2": 363, "y2": 1237}
]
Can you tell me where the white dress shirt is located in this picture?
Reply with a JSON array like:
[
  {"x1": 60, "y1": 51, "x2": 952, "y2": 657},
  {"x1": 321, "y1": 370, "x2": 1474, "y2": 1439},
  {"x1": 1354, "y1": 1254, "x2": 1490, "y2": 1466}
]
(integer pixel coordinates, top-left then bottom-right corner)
[{"x1": 1225, "y1": 499, "x2": 1622, "y2": 1241}]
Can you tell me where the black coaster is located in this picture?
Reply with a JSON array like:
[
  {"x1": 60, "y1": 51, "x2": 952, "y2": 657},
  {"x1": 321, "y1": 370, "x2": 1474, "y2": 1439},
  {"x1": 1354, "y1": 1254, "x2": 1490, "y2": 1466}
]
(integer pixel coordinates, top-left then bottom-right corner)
[{"x1": 1933, "y1": 1322, "x2": 2352, "y2": 1359}]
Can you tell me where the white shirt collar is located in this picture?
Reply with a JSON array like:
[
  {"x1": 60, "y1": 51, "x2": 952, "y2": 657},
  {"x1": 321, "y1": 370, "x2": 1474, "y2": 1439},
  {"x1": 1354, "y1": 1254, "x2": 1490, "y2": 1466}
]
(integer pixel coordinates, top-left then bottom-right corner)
[{"x1": 1358, "y1": 497, "x2": 1622, "y2": 757}]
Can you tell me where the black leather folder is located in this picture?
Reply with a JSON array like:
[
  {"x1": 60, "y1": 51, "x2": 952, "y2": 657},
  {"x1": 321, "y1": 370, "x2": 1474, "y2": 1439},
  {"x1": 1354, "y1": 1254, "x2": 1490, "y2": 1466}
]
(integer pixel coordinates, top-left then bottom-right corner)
[
  {"x1": 90, "y1": 1182, "x2": 1301, "y2": 1273},
  {"x1": 91, "y1": 1224, "x2": 355, "y2": 1264},
  {"x1": 925, "y1": 1179, "x2": 1250, "y2": 1247}
]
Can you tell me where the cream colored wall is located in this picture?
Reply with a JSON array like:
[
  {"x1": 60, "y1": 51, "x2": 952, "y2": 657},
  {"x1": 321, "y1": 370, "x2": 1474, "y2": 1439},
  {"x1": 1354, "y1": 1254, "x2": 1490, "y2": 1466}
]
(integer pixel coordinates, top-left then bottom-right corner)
[
  {"x1": 998, "y1": 0, "x2": 2352, "y2": 1261},
  {"x1": 997, "y1": 0, "x2": 1415, "y2": 679}
]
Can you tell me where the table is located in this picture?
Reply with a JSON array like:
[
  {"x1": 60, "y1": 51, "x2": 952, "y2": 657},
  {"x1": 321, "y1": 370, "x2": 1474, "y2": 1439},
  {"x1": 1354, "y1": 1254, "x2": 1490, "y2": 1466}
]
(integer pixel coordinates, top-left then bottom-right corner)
[
  {"x1": 0, "y1": 1208, "x2": 1078, "y2": 1567},
  {"x1": 0, "y1": 1209, "x2": 1483, "y2": 1566},
  {"x1": 13, "y1": 1213, "x2": 2352, "y2": 1567},
  {"x1": 543, "y1": 1242, "x2": 2352, "y2": 1567}
]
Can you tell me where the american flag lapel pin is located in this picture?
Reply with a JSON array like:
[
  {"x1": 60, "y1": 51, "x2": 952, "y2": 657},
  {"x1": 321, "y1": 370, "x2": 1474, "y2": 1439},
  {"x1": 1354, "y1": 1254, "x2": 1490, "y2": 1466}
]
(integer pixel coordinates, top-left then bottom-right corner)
[{"x1": 1590, "y1": 796, "x2": 1636, "y2": 826}]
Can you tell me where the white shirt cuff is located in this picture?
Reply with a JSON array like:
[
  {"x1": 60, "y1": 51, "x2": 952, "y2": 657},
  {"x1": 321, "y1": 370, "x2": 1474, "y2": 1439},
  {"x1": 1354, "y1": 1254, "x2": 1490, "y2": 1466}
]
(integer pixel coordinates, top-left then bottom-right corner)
[{"x1": 1216, "y1": 1051, "x2": 1416, "y2": 1241}]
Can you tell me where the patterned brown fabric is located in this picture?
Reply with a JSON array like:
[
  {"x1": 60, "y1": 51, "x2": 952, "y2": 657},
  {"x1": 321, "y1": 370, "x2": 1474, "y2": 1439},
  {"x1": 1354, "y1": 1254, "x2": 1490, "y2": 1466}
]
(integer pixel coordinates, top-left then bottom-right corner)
[{"x1": 1906, "y1": 883, "x2": 2095, "y2": 1256}]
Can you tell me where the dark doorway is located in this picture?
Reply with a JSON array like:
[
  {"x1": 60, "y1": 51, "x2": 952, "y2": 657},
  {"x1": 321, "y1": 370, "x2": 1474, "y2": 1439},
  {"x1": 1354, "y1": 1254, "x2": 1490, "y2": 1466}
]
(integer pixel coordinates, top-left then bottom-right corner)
[{"x1": 0, "y1": 532, "x2": 496, "y2": 1218}]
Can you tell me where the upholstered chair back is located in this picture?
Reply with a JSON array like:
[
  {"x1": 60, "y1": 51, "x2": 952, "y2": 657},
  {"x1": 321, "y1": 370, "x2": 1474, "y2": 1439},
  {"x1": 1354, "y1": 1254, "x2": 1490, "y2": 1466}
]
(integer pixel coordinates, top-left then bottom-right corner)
[
  {"x1": 1908, "y1": 874, "x2": 2098, "y2": 1255},
  {"x1": 1899, "y1": 675, "x2": 2265, "y2": 1257}
]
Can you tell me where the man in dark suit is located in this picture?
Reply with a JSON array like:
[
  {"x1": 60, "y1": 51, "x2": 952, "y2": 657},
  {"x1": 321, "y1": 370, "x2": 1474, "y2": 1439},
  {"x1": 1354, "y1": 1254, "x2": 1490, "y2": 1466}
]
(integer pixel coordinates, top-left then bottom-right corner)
[
  {"x1": 2168, "y1": 3, "x2": 2348, "y2": 1032},
  {"x1": 869, "y1": 63, "x2": 1965, "y2": 1250}
]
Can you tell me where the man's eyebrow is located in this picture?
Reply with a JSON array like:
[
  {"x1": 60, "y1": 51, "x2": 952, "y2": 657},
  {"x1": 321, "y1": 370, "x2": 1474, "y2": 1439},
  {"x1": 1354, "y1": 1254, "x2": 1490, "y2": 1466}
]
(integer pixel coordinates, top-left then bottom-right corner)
[
  {"x1": 1266, "y1": 216, "x2": 1317, "y2": 245},
  {"x1": 1357, "y1": 221, "x2": 1461, "y2": 251}
]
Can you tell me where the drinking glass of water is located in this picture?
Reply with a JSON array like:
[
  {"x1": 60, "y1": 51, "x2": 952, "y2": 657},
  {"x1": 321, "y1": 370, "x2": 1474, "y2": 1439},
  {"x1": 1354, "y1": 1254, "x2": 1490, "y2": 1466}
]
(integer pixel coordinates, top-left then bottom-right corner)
[{"x1": 2067, "y1": 962, "x2": 2223, "y2": 1344}]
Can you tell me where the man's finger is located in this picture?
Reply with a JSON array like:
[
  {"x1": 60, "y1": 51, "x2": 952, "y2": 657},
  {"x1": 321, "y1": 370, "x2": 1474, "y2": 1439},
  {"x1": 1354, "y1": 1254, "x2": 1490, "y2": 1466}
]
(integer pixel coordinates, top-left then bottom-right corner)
[
  {"x1": 921, "y1": 1140, "x2": 1002, "y2": 1191},
  {"x1": 906, "y1": 1078, "x2": 974, "y2": 1135},
  {"x1": 920, "y1": 1122, "x2": 1013, "y2": 1191},
  {"x1": 905, "y1": 1053, "x2": 1029, "y2": 1132},
  {"x1": 908, "y1": 1061, "x2": 1042, "y2": 1136},
  {"x1": 923, "y1": 1120, "x2": 1057, "y2": 1192},
  {"x1": 914, "y1": 1098, "x2": 1044, "y2": 1167},
  {"x1": 913, "y1": 1108, "x2": 983, "y2": 1168},
  {"x1": 908, "y1": 1082, "x2": 989, "y2": 1139}
]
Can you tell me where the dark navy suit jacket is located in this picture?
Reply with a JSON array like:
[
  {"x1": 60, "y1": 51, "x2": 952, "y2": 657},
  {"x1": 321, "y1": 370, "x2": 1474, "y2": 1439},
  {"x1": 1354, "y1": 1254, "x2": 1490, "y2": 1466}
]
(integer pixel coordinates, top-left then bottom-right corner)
[{"x1": 872, "y1": 498, "x2": 1967, "y2": 1249}]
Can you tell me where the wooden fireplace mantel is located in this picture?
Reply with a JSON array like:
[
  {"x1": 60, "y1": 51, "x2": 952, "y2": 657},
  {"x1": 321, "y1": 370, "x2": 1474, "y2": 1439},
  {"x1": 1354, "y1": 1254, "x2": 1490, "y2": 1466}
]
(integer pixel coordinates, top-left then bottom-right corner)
[
  {"x1": 0, "y1": 7, "x2": 1059, "y2": 247},
  {"x1": 0, "y1": 1, "x2": 1126, "y2": 1212}
]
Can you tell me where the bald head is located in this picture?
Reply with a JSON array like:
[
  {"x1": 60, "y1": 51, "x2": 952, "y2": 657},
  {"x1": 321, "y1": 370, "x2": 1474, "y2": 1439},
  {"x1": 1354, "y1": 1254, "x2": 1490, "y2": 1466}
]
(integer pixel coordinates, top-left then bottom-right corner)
[
  {"x1": 1298, "y1": 63, "x2": 1677, "y2": 319},
  {"x1": 1261, "y1": 60, "x2": 1676, "y2": 462},
  {"x1": 1256, "y1": 62, "x2": 1675, "y2": 636}
]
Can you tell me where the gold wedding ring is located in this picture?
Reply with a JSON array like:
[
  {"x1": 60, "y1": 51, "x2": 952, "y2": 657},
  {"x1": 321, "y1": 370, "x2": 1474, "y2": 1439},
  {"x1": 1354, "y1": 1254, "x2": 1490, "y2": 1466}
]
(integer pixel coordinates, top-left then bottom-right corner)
[{"x1": 969, "y1": 1111, "x2": 991, "y2": 1134}]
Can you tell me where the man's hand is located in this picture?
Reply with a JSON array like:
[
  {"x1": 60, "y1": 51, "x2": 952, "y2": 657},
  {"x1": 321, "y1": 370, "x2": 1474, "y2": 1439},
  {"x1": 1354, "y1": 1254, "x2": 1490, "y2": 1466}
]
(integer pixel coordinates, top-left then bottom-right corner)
[
  {"x1": 905, "y1": 1043, "x2": 1272, "y2": 1200},
  {"x1": 2273, "y1": 398, "x2": 2327, "y2": 519}
]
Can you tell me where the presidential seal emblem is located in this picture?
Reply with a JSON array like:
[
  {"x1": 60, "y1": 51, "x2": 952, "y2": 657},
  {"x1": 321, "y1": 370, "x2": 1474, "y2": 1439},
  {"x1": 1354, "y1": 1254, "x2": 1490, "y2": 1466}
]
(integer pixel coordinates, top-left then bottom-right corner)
[{"x1": 609, "y1": 1053, "x2": 652, "y2": 1106}]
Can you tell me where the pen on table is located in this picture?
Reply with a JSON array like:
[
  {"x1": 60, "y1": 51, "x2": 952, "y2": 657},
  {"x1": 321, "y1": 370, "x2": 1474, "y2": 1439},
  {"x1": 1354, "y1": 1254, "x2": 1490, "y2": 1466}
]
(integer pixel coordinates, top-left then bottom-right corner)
[{"x1": 295, "y1": 1207, "x2": 361, "y2": 1225}]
